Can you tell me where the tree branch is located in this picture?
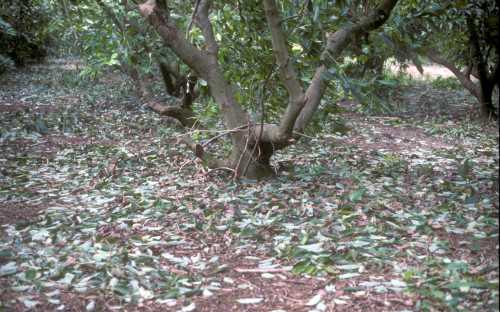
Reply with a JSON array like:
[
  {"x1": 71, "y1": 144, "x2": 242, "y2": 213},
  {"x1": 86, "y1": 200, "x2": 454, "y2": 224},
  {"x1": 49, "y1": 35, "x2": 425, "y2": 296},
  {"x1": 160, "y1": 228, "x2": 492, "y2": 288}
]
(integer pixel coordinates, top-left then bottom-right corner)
[
  {"x1": 158, "y1": 61, "x2": 179, "y2": 95},
  {"x1": 146, "y1": 100, "x2": 197, "y2": 127},
  {"x1": 195, "y1": 0, "x2": 219, "y2": 57},
  {"x1": 263, "y1": 0, "x2": 305, "y2": 140},
  {"x1": 294, "y1": 0, "x2": 399, "y2": 132},
  {"x1": 179, "y1": 134, "x2": 226, "y2": 169},
  {"x1": 139, "y1": 0, "x2": 212, "y2": 80},
  {"x1": 139, "y1": 0, "x2": 249, "y2": 138},
  {"x1": 425, "y1": 48, "x2": 480, "y2": 99}
]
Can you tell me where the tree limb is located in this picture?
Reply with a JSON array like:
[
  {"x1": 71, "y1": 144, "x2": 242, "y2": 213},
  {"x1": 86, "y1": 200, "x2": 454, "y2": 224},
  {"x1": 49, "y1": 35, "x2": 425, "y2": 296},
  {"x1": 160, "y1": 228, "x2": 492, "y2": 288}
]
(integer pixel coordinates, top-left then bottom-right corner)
[
  {"x1": 139, "y1": 0, "x2": 249, "y2": 139},
  {"x1": 425, "y1": 48, "x2": 480, "y2": 99},
  {"x1": 294, "y1": 0, "x2": 400, "y2": 132},
  {"x1": 263, "y1": 0, "x2": 305, "y2": 140},
  {"x1": 146, "y1": 100, "x2": 197, "y2": 127},
  {"x1": 139, "y1": 0, "x2": 212, "y2": 80},
  {"x1": 195, "y1": 0, "x2": 219, "y2": 57}
]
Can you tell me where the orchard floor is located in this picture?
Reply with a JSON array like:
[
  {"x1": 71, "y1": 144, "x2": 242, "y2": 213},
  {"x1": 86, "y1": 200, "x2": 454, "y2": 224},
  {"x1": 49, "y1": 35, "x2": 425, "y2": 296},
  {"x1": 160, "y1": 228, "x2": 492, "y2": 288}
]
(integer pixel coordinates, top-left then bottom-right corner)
[{"x1": 0, "y1": 59, "x2": 498, "y2": 312}]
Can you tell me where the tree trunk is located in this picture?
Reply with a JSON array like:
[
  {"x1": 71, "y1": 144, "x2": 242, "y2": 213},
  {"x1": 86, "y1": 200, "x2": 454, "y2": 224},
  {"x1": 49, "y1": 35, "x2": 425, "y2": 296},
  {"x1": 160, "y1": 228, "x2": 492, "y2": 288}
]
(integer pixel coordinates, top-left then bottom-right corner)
[
  {"x1": 478, "y1": 82, "x2": 497, "y2": 120},
  {"x1": 229, "y1": 141, "x2": 275, "y2": 179},
  {"x1": 466, "y1": 15, "x2": 498, "y2": 120}
]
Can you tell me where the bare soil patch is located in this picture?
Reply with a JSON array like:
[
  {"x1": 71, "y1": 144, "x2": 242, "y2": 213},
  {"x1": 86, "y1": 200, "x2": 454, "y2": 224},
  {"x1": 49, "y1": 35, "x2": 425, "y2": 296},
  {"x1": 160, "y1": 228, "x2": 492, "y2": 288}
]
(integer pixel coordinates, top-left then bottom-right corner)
[
  {"x1": 343, "y1": 114, "x2": 454, "y2": 154},
  {"x1": 0, "y1": 202, "x2": 45, "y2": 227}
]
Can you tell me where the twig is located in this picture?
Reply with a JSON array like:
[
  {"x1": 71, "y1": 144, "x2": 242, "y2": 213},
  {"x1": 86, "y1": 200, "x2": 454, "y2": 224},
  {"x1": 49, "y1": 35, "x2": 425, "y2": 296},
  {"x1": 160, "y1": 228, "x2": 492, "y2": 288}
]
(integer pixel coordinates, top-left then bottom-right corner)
[
  {"x1": 179, "y1": 125, "x2": 249, "y2": 141},
  {"x1": 206, "y1": 167, "x2": 236, "y2": 174},
  {"x1": 179, "y1": 157, "x2": 198, "y2": 172},
  {"x1": 292, "y1": 131, "x2": 316, "y2": 140},
  {"x1": 201, "y1": 125, "x2": 248, "y2": 147},
  {"x1": 186, "y1": 0, "x2": 201, "y2": 39}
]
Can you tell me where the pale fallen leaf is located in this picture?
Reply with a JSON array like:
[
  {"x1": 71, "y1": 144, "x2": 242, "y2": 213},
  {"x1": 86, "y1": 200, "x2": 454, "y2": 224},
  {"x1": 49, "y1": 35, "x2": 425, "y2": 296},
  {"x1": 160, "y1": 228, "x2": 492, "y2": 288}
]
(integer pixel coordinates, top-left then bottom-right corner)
[{"x1": 236, "y1": 298, "x2": 264, "y2": 304}]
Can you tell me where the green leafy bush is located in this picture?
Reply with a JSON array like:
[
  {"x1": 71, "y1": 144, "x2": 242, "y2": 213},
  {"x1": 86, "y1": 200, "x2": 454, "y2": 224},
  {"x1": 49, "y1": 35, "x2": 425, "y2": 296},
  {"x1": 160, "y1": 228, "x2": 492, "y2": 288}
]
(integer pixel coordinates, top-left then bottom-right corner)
[{"x1": 0, "y1": 1, "x2": 51, "y2": 68}]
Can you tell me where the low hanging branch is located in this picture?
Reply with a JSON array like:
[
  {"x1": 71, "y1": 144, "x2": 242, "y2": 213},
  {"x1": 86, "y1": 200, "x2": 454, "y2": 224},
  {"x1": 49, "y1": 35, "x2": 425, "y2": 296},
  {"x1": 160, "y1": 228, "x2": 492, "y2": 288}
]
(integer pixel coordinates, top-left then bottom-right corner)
[{"x1": 425, "y1": 48, "x2": 481, "y2": 99}]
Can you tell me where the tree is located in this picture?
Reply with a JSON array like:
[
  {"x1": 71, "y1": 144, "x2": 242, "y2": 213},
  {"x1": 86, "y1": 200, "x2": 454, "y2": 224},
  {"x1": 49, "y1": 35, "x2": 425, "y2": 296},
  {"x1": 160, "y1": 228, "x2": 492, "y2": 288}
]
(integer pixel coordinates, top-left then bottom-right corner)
[
  {"x1": 386, "y1": 0, "x2": 499, "y2": 120},
  {"x1": 134, "y1": 0, "x2": 399, "y2": 178}
]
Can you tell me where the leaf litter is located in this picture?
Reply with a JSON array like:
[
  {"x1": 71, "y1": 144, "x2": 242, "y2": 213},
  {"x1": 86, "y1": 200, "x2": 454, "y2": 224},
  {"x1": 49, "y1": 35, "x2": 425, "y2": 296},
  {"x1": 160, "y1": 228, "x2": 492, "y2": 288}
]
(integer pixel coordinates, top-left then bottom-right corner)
[{"x1": 0, "y1": 59, "x2": 498, "y2": 311}]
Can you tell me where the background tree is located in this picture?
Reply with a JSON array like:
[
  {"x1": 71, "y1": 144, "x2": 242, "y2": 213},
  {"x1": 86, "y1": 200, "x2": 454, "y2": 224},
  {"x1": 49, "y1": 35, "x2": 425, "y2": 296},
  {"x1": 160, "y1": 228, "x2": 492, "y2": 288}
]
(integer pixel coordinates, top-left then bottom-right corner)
[{"x1": 385, "y1": 0, "x2": 499, "y2": 119}]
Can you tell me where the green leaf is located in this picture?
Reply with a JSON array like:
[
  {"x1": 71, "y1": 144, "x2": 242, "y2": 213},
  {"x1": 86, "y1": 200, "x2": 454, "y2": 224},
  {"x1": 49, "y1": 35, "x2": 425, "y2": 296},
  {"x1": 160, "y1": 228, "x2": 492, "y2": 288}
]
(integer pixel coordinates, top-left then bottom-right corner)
[{"x1": 348, "y1": 189, "x2": 365, "y2": 202}]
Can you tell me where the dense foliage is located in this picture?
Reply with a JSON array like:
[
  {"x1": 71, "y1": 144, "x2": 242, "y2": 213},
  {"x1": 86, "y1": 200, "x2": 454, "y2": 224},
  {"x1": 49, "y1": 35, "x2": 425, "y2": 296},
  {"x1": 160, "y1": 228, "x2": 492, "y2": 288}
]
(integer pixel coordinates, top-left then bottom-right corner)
[{"x1": 0, "y1": 0, "x2": 52, "y2": 73}]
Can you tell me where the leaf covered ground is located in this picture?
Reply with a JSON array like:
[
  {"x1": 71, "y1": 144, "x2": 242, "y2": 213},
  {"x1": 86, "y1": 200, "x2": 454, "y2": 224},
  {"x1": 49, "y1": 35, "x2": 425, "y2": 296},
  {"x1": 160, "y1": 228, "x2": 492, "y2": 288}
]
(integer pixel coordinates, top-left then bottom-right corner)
[{"x1": 0, "y1": 60, "x2": 498, "y2": 311}]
